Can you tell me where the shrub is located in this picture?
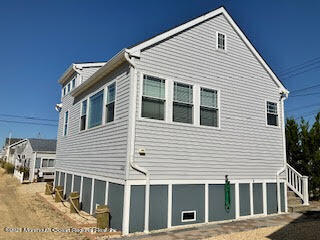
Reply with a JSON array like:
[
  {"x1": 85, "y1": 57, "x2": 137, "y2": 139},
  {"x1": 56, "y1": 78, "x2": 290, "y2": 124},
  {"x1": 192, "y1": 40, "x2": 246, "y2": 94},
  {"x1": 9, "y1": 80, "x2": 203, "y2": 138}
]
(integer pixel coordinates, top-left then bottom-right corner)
[
  {"x1": 4, "y1": 162, "x2": 15, "y2": 174},
  {"x1": 0, "y1": 160, "x2": 5, "y2": 168}
]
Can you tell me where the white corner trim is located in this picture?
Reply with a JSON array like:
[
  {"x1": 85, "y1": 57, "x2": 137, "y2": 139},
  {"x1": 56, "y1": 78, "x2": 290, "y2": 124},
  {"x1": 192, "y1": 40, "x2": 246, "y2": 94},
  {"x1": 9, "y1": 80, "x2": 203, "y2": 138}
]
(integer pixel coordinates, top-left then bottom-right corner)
[
  {"x1": 80, "y1": 176, "x2": 84, "y2": 203},
  {"x1": 90, "y1": 178, "x2": 95, "y2": 214},
  {"x1": 71, "y1": 174, "x2": 74, "y2": 192},
  {"x1": 249, "y1": 182, "x2": 254, "y2": 216},
  {"x1": 205, "y1": 183, "x2": 209, "y2": 223},
  {"x1": 105, "y1": 181, "x2": 109, "y2": 205},
  {"x1": 122, "y1": 183, "x2": 131, "y2": 235},
  {"x1": 235, "y1": 182, "x2": 240, "y2": 219},
  {"x1": 263, "y1": 181, "x2": 267, "y2": 215},
  {"x1": 167, "y1": 184, "x2": 172, "y2": 228}
]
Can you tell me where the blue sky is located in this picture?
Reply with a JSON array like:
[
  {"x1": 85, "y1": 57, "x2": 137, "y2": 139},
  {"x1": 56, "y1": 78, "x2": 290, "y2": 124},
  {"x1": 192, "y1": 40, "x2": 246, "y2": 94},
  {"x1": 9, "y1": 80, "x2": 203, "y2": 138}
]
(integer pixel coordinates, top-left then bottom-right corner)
[{"x1": 0, "y1": 0, "x2": 319, "y2": 145}]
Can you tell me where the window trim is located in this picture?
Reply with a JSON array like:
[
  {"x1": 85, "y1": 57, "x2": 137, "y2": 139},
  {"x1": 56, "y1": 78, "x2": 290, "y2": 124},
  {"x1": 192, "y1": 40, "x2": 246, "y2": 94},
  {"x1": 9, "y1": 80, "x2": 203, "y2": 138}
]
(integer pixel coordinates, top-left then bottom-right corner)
[
  {"x1": 79, "y1": 99, "x2": 88, "y2": 131},
  {"x1": 138, "y1": 71, "x2": 222, "y2": 130},
  {"x1": 265, "y1": 100, "x2": 280, "y2": 128},
  {"x1": 78, "y1": 80, "x2": 117, "y2": 134},
  {"x1": 200, "y1": 87, "x2": 220, "y2": 128},
  {"x1": 181, "y1": 210, "x2": 197, "y2": 222},
  {"x1": 140, "y1": 74, "x2": 167, "y2": 121},
  {"x1": 63, "y1": 110, "x2": 69, "y2": 136},
  {"x1": 105, "y1": 81, "x2": 117, "y2": 124},
  {"x1": 216, "y1": 31, "x2": 227, "y2": 51}
]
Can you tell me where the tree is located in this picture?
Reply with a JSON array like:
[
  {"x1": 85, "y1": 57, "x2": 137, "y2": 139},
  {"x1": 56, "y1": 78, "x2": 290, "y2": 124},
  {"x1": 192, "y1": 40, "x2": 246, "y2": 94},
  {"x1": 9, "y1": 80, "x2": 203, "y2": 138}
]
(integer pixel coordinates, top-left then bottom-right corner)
[
  {"x1": 299, "y1": 118, "x2": 312, "y2": 176},
  {"x1": 285, "y1": 118, "x2": 301, "y2": 169}
]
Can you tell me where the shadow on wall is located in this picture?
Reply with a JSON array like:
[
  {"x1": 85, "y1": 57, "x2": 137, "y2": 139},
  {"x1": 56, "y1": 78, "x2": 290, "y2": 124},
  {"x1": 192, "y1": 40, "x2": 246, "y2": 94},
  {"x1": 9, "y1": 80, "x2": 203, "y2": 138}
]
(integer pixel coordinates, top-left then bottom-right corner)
[{"x1": 267, "y1": 211, "x2": 320, "y2": 240}]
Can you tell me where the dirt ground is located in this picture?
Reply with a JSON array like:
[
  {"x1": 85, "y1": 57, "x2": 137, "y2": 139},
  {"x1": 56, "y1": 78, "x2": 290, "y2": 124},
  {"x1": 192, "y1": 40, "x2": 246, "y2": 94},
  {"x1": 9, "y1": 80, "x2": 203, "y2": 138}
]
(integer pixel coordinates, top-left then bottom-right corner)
[{"x1": 0, "y1": 169, "x2": 88, "y2": 240}]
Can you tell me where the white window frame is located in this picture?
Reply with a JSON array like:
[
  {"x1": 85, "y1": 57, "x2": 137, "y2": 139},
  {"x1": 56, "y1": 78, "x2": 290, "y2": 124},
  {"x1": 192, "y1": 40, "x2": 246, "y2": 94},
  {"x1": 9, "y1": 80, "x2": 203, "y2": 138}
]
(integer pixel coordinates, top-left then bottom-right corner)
[
  {"x1": 181, "y1": 210, "x2": 197, "y2": 222},
  {"x1": 79, "y1": 99, "x2": 88, "y2": 131},
  {"x1": 265, "y1": 100, "x2": 280, "y2": 128},
  {"x1": 140, "y1": 74, "x2": 166, "y2": 121},
  {"x1": 216, "y1": 31, "x2": 227, "y2": 51},
  {"x1": 63, "y1": 110, "x2": 69, "y2": 136},
  {"x1": 199, "y1": 87, "x2": 220, "y2": 128},
  {"x1": 173, "y1": 81, "x2": 194, "y2": 124},
  {"x1": 105, "y1": 81, "x2": 117, "y2": 124}
]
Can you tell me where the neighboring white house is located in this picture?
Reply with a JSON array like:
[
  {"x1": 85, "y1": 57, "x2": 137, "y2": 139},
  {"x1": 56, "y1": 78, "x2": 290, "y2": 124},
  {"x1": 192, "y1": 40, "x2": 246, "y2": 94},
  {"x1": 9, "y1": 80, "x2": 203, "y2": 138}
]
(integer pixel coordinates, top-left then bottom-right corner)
[
  {"x1": 11, "y1": 138, "x2": 57, "y2": 182},
  {"x1": 54, "y1": 7, "x2": 308, "y2": 235},
  {"x1": 2, "y1": 138, "x2": 23, "y2": 164}
]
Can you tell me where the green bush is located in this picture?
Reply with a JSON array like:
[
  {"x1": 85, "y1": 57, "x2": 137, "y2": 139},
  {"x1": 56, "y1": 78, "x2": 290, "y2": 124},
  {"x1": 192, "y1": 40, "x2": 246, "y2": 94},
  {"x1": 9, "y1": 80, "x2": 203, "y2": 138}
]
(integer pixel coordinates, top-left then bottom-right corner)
[
  {"x1": 0, "y1": 160, "x2": 5, "y2": 168},
  {"x1": 4, "y1": 162, "x2": 15, "y2": 174},
  {"x1": 18, "y1": 166, "x2": 30, "y2": 179}
]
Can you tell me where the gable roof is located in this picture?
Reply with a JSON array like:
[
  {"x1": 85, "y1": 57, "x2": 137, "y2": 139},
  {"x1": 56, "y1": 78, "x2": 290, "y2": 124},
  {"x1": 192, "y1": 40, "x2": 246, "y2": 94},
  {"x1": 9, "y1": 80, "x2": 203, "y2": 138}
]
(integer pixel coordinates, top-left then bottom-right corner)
[
  {"x1": 126, "y1": 7, "x2": 288, "y2": 93},
  {"x1": 4, "y1": 138, "x2": 23, "y2": 147},
  {"x1": 71, "y1": 7, "x2": 288, "y2": 97},
  {"x1": 28, "y1": 138, "x2": 57, "y2": 152}
]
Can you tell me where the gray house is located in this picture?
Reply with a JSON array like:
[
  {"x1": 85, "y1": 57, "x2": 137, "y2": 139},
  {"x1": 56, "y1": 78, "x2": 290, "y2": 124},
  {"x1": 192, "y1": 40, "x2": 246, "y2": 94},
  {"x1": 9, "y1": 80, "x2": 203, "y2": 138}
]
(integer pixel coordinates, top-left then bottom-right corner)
[
  {"x1": 55, "y1": 7, "x2": 307, "y2": 235},
  {"x1": 13, "y1": 138, "x2": 57, "y2": 182}
]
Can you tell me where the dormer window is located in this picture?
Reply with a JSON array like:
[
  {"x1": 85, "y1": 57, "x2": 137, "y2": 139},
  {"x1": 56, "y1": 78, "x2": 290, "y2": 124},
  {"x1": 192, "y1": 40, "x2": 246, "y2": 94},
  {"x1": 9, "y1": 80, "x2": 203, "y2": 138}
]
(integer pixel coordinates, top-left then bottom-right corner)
[{"x1": 217, "y1": 32, "x2": 226, "y2": 50}]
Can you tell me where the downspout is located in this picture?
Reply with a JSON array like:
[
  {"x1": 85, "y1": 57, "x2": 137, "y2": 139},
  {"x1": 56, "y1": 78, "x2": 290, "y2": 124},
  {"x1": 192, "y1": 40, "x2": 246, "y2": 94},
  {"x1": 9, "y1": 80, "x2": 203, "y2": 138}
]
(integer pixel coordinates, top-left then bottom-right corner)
[
  {"x1": 277, "y1": 92, "x2": 288, "y2": 213},
  {"x1": 124, "y1": 50, "x2": 150, "y2": 233}
]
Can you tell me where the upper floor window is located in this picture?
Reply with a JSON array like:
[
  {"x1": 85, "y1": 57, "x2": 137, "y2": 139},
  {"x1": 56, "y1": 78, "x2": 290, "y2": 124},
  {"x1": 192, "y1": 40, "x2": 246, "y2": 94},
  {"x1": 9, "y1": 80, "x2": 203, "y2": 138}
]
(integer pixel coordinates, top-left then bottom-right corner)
[
  {"x1": 63, "y1": 87, "x2": 66, "y2": 97},
  {"x1": 217, "y1": 32, "x2": 226, "y2": 50},
  {"x1": 106, "y1": 83, "x2": 116, "y2": 123},
  {"x1": 200, "y1": 88, "x2": 219, "y2": 127},
  {"x1": 63, "y1": 111, "x2": 69, "y2": 136},
  {"x1": 267, "y1": 101, "x2": 278, "y2": 126},
  {"x1": 173, "y1": 82, "x2": 193, "y2": 124},
  {"x1": 88, "y1": 90, "x2": 104, "y2": 128},
  {"x1": 80, "y1": 100, "x2": 87, "y2": 131},
  {"x1": 72, "y1": 78, "x2": 76, "y2": 89},
  {"x1": 141, "y1": 75, "x2": 165, "y2": 120},
  {"x1": 67, "y1": 82, "x2": 71, "y2": 93}
]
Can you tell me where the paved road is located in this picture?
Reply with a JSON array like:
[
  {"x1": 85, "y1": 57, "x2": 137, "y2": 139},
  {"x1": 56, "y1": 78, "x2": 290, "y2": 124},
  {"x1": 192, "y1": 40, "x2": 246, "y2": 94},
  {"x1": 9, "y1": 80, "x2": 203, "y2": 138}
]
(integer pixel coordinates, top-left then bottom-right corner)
[{"x1": 0, "y1": 169, "x2": 87, "y2": 240}]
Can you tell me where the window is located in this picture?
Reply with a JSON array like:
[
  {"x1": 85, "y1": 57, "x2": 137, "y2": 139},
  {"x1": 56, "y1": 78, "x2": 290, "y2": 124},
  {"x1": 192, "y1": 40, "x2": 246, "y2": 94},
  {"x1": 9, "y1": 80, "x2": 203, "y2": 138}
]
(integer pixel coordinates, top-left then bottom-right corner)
[
  {"x1": 80, "y1": 100, "x2": 87, "y2": 130},
  {"x1": 173, "y1": 82, "x2": 193, "y2": 124},
  {"x1": 67, "y1": 83, "x2": 71, "y2": 93},
  {"x1": 106, "y1": 83, "x2": 116, "y2": 123},
  {"x1": 141, "y1": 75, "x2": 165, "y2": 120},
  {"x1": 267, "y1": 101, "x2": 278, "y2": 126},
  {"x1": 200, "y1": 88, "x2": 219, "y2": 127},
  {"x1": 63, "y1": 111, "x2": 69, "y2": 136},
  {"x1": 88, "y1": 90, "x2": 104, "y2": 128},
  {"x1": 42, "y1": 159, "x2": 48, "y2": 167},
  {"x1": 181, "y1": 210, "x2": 196, "y2": 222},
  {"x1": 217, "y1": 32, "x2": 226, "y2": 50},
  {"x1": 48, "y1": 159, "x2": 55, "y2": 167},
  {"x1": 63, "y1": 87, "x2": 66, "y2": 96},
  {"x1": 72, "y1": 78, "x2": 76, "y2": 89}
]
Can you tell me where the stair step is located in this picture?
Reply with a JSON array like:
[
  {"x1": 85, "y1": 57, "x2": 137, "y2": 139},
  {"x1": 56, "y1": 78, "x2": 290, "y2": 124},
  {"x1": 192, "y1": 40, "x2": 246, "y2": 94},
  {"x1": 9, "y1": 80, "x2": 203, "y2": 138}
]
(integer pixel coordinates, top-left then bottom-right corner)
[
  {"x1": 288, "y1": 204, "x2": 311, "y2": 213},
  {"x1": 288, "y1": 198, "x2": 302, "y2": 205},
  {"x1": 287, "y1": 191, "x2": 297, "y2": 197}
]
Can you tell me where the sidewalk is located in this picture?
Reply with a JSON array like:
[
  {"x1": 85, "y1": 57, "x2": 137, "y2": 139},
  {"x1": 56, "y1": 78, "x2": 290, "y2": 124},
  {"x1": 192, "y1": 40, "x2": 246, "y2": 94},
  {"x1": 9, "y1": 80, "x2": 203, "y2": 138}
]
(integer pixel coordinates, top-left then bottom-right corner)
[{"x1": 111, "y1": 210, "x2": 320, "y2": 240}]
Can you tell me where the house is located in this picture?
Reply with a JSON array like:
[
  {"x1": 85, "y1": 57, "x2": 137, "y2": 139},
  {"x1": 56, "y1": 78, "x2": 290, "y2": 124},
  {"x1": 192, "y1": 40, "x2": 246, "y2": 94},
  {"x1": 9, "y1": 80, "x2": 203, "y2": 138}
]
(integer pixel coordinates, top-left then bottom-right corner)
[
  {"x1": 1, "y1": 138, "x2": 23, "y2": 164},
  {"x1": 54, "y1": 7, "x2": 308, "y2": 235},
  {"x1": 11, "y1": 138, "x2": 57, "y2": 182}
]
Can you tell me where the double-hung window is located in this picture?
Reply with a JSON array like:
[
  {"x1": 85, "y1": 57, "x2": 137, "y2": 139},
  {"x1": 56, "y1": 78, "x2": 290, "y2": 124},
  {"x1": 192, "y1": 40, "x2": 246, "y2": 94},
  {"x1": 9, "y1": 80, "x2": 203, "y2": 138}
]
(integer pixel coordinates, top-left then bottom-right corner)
[
  {"x1": 217, "y1": 32, "x2": 226, "y2": 50},
  {"x1": 88, "y1": 90, "x2": 104, "y2": 128},
  {"x1": 63, "y1": 87, "x2": 66, "y2": 97},
  {"x1": 67, "y1": 83, "x2": 71, "y2": 93},
  {"x1": 200, "y1": 88, "x2": 219, "y2": 127},
  {"x1": 72, "y1": 78, "x2": 76, "y2": 89},
  {"x1": 106, "y1": 83, "x2": 116, "y2": 123},
  {"x1": 141, "y1": 75, "x2": 165, "y2": 120},
  {"x1": 42, "y1": 159, "x2": 48, "y2": 167},
  {"x1": 63, "y1": 111, "x2": 69, "y2": 136},
  {"x1": 48, "y1": 159, "x2": 55, "y2": 167},
  {"x1": 267, "y1": 101, "x2": 278, "y2": 126},
  {"x1": 80, "y1": 100, "x2": 87, "y2": 130},
  {"x1": 173, "y1": 82, "x2": 193, "y2": 124}
]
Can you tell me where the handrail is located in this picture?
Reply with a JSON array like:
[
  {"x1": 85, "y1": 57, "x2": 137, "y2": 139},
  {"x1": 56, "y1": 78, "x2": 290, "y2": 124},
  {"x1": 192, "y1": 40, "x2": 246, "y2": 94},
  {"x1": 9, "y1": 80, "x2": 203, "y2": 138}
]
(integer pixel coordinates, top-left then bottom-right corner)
[{"x1": 287, "y1": 163, "x2": 303, "y2": 178}]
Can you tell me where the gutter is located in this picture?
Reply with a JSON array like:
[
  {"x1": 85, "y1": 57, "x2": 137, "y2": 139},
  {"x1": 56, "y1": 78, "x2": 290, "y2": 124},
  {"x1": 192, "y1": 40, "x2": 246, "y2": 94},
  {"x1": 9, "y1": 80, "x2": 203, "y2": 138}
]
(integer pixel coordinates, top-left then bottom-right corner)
[{"x1": 124, "y1": 50, "x2": 150, "y2": 233}]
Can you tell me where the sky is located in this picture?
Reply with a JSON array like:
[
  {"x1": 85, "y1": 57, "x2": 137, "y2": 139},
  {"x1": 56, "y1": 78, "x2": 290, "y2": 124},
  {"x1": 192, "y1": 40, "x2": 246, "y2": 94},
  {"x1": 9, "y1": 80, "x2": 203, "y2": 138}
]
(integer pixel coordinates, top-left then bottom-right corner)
[{"x1": 0, "y1": 0, "x2": 319, "y2": 145}]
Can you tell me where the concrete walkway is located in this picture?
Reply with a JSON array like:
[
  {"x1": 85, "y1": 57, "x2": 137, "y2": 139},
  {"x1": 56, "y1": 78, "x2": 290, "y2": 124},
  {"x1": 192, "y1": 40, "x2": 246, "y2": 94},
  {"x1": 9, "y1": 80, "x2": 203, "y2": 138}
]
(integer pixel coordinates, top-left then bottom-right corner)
[{"x1": 113, "y1": 210, "x2": 320, "y2": 240}]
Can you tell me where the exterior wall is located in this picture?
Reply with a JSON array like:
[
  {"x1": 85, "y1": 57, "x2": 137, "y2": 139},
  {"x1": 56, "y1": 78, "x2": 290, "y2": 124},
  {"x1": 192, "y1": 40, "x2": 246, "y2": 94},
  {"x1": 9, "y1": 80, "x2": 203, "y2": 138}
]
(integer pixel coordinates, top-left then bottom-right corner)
[
  {"x1": 267, "y1": 183, "x2": 277, "y2": 214},
  {"x1": 81, "y1": 177, "x2": 92, "y2": 213},
  {"x1": 253, "y1": 183, "x2": 263, "y2": 214},
  {"x1": 239, "y1": 183, "x2": 250, "y2": 216},
  {"x1": 131, "y1": 13, "x2": 285, "y2": 181},
  {"x1": 56, "y1": 63, "x2": 130, "y2": 181},
  {"x1": 129, "y1": 185, "x2": 145, "y2": 233},
  {"x1": 65, "y1": 173, "x2": 72, "y2": 197},
  {"x1": 149, "y1": 185, "x2": 168, "y2": 231}
]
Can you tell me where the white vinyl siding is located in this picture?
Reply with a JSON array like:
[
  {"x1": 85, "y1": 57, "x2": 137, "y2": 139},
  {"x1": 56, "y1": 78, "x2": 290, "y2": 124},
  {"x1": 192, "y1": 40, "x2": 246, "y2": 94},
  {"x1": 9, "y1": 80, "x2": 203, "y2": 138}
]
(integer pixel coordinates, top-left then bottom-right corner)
[
  {"x1": 173, "y1": 82, "x2": 193, "y2": 124},
  {"x1": 141, "y1": 75, "x2": 165, "y2": 120},
  {"x1": 132, "y1": 13, "x2": 283, "y2": 181}
]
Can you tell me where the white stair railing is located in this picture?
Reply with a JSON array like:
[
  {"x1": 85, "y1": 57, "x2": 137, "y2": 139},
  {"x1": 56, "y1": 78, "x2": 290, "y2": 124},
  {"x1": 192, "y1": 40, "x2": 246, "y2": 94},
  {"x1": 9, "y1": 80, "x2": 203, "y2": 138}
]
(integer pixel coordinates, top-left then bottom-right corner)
[{"x1": 286, "y1": 163, "x2": 309, "y2": 205}]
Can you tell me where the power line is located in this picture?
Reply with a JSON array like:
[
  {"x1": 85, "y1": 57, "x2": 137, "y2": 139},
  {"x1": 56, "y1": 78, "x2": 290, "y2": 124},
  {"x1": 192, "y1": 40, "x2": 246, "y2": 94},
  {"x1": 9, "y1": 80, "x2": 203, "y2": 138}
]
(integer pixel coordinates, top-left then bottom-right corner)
[
  {"x1": 281, "y1": 65, "x2": 320, "y2": 79},
  {"x1": 286, "y1": 102, "x2": 320, "y2": 113},
  {"x1": 0, "y1": 113, "x2": 57, "y2": 122},
  {"x1": 0, "y1": 119, "x2": 58, "y2": 127},
  {"x1": 290, "y1": 92, "x2": 320, "y2": 98},
  {"x1": 290, "y1": 83, "x2": 320, "y2": 94},
  {"x1": 278, "y1": 56, "x2": 320, "y2": 75}
]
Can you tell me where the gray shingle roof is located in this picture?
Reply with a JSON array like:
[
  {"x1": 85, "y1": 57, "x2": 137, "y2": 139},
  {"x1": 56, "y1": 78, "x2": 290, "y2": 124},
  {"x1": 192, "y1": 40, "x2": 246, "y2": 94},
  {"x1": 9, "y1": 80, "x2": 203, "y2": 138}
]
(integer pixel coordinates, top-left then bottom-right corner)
[{"x1": 28, "y1": 138, "x2": 57, "y2": 152}]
